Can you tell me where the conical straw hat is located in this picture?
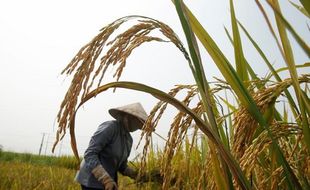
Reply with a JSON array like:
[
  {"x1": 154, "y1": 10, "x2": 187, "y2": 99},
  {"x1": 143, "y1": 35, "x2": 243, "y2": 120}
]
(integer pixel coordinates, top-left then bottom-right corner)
[{"x1": 109, "y1": 102, "x2": 148, "y2": 122}]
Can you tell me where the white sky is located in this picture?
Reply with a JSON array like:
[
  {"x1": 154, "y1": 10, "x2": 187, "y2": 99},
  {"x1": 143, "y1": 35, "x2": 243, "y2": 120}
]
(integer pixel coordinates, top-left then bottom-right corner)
[{"x1": 0, "y1": 0, "x2": 308, "y2": 158}]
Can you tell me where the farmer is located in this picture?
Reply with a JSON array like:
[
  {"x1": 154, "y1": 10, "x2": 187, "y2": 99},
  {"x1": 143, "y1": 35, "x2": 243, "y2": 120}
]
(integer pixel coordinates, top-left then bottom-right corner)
[{"x1": 75, "y1": 102, "x2": 148, "y2": 190}]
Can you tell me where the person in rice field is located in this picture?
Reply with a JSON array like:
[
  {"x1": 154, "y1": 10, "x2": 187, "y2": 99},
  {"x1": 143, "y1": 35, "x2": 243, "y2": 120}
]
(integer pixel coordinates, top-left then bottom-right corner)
[{"x1": 75, "y1": 102, "x2": 148, "y2": 190}]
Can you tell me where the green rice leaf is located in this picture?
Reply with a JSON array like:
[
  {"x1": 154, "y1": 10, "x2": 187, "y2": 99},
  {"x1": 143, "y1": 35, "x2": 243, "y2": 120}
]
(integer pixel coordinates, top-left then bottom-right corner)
[
  {"x1": 268, "y1": 1, "x2": 310, "y2": 58},
  {"x1": 300, "y1": 0, "x2": 310, "y2": 16},
  {"x1": 174, "y1": 1, "x2": 234, "y2": 189},
  {"x1": 230, "y1": 0, "x2": 249, "y2": 86},
  {"x1": 238, "y1": 20, "x2": 300, "y2": 118},
  {"x1": 174, "y1": 0, "x2": 220, "y2": 138},
  {"x1": 175, "y1": 1, "x2": 256, "y2": 110},
  {"x1": 290, "y1": 1, "x2": 310, "y2": 18},
  {"x1": 268, "y1": 62, "x2": 310, "y2": 79},
  {"x1": 269, "y1": 0, "x2": 310, "y2": 151},
  {"x1": 173, "y1": 0, "x2": 287, "y2": 142},
  {"x1": 224, "y1": 27, "x2": 261, "y2": 87},
  {"x1": 301, "y1": 90, "x2": 310, "y2": 116},
  {"x1": 219, "y1": 96, "x2": 237, "y2": 112},
  {"x1": 209, "y1": 143, "x2": 229, "y2": 190},
  {"x1": 283, "y1": 103, "x2": 288, "y2": 122},
  {"x1": 267, "y1": 0, "x2": 308, "y2": 188}
]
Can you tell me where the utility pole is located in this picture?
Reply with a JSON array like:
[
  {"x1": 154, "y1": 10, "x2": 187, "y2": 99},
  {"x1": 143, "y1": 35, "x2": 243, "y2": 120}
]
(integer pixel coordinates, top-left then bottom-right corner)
[
  {"x1": 38, "y1": 133, "x2": 46, "y2": 155},
  {"x1": 44, "y1": 133, "x2": 50, "y2": 155},
  {"x1": 58, "y1": 139, "x2": 63, "y2": 157}
]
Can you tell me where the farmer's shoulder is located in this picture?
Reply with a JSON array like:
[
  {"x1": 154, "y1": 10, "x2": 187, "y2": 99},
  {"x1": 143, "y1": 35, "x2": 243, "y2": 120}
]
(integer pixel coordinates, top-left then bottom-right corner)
[{"x1": 97, "y1": 120, "x2": 120, "y2": 133}]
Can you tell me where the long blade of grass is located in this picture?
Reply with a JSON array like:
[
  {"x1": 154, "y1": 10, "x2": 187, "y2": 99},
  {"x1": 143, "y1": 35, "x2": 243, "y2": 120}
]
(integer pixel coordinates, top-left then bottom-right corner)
[
  {"x1": 224, "y1": 27, "x2": 261, "y2": 86},
  {"x1": 225, "y1": 94, "x2": 235, "y2": 147},
  {"x1": 71, "y1": 80, "x2": 250, "y2": 189},
  {"x1": 230, "y1": 0, "x2": 249, "y2": 86},
  {"x1": 174, "y1": 0, "x2": 220, "y2": 137},
  {"x1": 185, "y1": 16, "x2": 252, "y2": 107},
  {"x1": 173, "y1": 3, "x2": 231, "y2": 188},
  {"x1": 269, "y1": 0, "x2": 310, "y2": 153},
  {"x1": 268, "y1": 1, "x2": 310, "y2": 58},
  {"x1": 174, "y1": 1, "x2": 234, "y2": 189},
  {"x1": 254, "y1": 0, "x2": 288, "y2": 62},
  {"x1": 301, "y1": 89, "x2": 310, "y2": 115},
  {"x1": 283, "y1": 103, "x2": 288, "y2": 122},
  {"x1": 178, "y1": 1, "x2": 280, "y2": 136},
  {"x1": 175, "y1": 1, "x2": 260, "y2": 119},
  {"x1": 209, "y1": 142, "x2": 229, "y2": 190},
  {"x1": 219, "y1": 96, "x2": 237, "y2": 112},
  {"x1": 237, "y1": 20, "x2": 300, "y2": 118},
  {"x1": 173, "y1": 0, "x2": 279, "y2": 134},
  {"x1": 267, "y1": 62, "x2": 310, "y2": 79},
  {"x1": 300, "y1": 0, "x2": 310, "y2": 15},
  {"x1": 172, "y1": 0, "x2": 267, "y2": 121},
  {"x1": 290, "y1": 1, "x2": 310, "y2": 18}
]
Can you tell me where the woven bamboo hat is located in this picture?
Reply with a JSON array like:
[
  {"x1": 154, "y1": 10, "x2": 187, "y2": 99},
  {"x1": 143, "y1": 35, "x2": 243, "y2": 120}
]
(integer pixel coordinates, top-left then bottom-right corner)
[{"x1": 109, "y1": 102, "x2": 148, "y2": 124}]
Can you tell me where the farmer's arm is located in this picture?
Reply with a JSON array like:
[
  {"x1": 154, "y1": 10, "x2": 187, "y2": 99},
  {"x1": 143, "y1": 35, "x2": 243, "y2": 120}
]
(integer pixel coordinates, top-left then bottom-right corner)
[
  {"x1": 84, "y1": 121, "x2": 115, "y2": 169},
  {"x1": 119, "y1": 161, "x2": 138, "y2": 179},
  {"x1": 84, "y1": 121, "x2": 118, "y2": 189}
]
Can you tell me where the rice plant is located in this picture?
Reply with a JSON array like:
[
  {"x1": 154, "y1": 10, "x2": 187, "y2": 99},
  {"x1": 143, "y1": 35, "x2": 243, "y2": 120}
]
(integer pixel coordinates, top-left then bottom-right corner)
[{"x1": 53, "y1": 0, "x2": 309, "y2": 189}]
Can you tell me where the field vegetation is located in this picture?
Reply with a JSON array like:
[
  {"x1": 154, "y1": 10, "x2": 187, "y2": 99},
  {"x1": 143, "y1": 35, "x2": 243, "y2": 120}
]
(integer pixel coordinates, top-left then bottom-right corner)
[
  {"x1": 0, "y1": 151, "x2": 144, "y2": 189},
  {"x1": 0, "y1": 151, "x2": 80, "y2": 190}
]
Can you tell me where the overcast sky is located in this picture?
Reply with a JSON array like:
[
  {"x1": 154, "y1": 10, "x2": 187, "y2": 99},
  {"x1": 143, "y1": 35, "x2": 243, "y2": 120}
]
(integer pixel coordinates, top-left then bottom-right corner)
[{"x1": 0, "y1": 0, "x2": 308, "y2": 158}]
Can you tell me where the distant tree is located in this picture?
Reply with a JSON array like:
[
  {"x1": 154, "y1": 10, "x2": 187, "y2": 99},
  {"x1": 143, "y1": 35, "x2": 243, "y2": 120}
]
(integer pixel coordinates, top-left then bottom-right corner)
[{"x1": 0, "y1": 144, "x2": 3, "y2": 152}]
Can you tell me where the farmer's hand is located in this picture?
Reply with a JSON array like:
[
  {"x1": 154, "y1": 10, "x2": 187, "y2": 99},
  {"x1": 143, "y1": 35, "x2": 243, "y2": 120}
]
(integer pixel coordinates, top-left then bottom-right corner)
[
  {"x1": 136, "y1": 170, "x2": 163, "y2": 183},
  {"x1": 102, "y1": 175, "x2": 118, "y2": 190},
  {"x1": 122, "y1": 166, "x2": 138, "y2": 179},
  {"x1": 92, "y1": 165, "x2": 118, "y2": 190}
]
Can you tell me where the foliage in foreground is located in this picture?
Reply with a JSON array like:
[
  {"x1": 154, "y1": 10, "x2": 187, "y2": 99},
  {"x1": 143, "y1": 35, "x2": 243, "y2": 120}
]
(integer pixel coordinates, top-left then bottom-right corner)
[{"x1": 53, "y1": 0, "x2": 310, "y2": 189}]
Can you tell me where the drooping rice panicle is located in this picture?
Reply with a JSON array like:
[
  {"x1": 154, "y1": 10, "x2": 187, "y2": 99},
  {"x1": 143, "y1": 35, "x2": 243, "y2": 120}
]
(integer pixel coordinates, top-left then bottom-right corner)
[{"x1": 53, "y1": 16, "x2": 191, "y2": 153}]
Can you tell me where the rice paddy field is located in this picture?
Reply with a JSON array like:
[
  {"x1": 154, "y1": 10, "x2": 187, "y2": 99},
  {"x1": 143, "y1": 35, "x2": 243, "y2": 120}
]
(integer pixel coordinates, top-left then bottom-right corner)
[
  {"x1": 0, "y1": 151, "x2": 160, "y2": 190},
  {"x1": 0, "y1": 151, "x2": 79, "y2": 190},
  {"x1": 2, "y1": 1, "x2": 309, "y2": 189},
  {"x1": 0, "y1": 162, "x2": 78, "y2": 190}
]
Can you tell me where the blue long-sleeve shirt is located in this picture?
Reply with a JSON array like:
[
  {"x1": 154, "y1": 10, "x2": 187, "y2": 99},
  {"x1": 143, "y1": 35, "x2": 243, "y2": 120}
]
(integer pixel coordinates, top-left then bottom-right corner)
[{"x1": 75, "y1": 120, "x2": 133, "y2": 189}]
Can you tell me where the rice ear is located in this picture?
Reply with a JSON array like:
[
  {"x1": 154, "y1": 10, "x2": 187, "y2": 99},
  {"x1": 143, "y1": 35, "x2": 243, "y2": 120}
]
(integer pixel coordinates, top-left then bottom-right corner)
[{"x1": 232, "y1": 75, "x2": 310, "y2": 159}]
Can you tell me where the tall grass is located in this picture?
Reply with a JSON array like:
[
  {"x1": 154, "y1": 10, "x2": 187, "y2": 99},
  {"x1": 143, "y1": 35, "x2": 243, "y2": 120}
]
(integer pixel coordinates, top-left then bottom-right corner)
[{"x1": 53, "y1": 0, "x2": 310, "y2": 189}]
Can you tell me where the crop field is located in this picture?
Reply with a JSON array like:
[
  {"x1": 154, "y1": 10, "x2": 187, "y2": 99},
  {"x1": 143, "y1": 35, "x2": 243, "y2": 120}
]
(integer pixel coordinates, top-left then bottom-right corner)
[
  {"x1": 0, "y1": 161, "x2": 79, "y2": 190},
  {"x1": 0, "y1": 151, "x2": 80, "y2": 190},
  {"x1": 1, "y1": 1, "x2": 309, "y2": 189},
  {"x1": 0, "y1": 151, "x2": 158, "y2": 190}
]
